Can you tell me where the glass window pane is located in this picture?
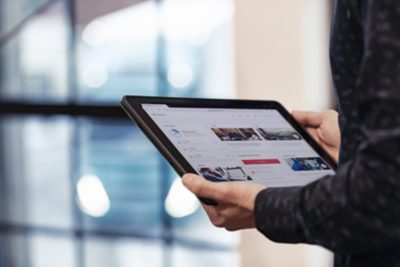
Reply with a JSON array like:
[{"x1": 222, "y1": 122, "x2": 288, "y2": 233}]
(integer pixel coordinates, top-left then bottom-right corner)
[
  {"x1": 0, "y1": 1, "x2": 69, "y2": 102},
  {"x1": 76, "y1": 118, "x2": 162, "y2": 236},
  {"x1": 0, "y1": 116, "x2": 73, "y2": 229},
  {"x1": 76, "y1": 1, "x2": 158, "y2": 103},
  {"x1": 84, "y1": 237, "x2": 163, "y2": 267},
  {"x1": 172, "y1": 244, "x2": 239, "y2": 267},
  {"x1": 165, "y1": 175, "x2": 239, "y2": 248},
  {"x1": 0, "y1": 0, "x2": 48, "y2": 35},
  {"x1": 0, "y1": 232, "x2": 30, "y2": 266},
  {"x1": 1, "y1": 0, "x2": 238, "y2": 266},
  {"x1": 0, "y1": 232, "x2": 76, "y2": 267},
  {"x1": 162, "y1": 0, "x2": 235, "y2": 98},
  {"x1": 172, "y1": 208, "x2": 240, "y2": 248},
  {"x1": 29, "y1": 233, "x2": 76, "y2": 267}
]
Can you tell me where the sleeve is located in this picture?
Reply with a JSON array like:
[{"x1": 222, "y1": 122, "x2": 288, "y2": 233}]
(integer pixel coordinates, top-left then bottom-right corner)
[{"x1": 254, "y1": 0, "x2": 400, "y2": 254}]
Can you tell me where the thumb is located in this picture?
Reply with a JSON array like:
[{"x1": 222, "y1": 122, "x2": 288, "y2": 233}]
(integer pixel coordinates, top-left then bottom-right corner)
[
  {"x1": 182, "y1": 174, "x2": 228, "y2": 201},
  {"x1": 292, "y1": 110, "x2": 323, "y2": 127}
]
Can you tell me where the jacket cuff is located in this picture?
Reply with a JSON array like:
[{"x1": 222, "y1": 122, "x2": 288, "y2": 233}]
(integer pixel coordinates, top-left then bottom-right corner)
[{"x1": 254, "y1": 187, "x2": 307, "y2": 243}]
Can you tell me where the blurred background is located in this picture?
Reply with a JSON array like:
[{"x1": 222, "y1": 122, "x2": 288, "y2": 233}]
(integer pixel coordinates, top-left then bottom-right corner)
[{"x1": 0, "y1": 0, "x2": 334, "y2": 266}]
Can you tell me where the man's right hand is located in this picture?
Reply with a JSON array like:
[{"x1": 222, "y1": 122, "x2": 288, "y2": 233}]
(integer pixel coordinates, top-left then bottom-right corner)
[{"x1": 292, "y1": 110, "x2": 341, "y2": 163}]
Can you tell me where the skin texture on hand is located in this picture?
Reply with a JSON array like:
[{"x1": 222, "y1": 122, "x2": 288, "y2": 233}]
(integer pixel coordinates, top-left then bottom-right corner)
[
  {"x1": 182, "y1": 174, "x2": 265, "y2": 231},
  {"x1": 292, "y1": 110, "x2": 341, "y2": 163}
]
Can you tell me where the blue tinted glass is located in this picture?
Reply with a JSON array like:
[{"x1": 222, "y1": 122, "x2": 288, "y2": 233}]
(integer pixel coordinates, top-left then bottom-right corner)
[
  {"x1": 162, "y1": 0, "x2": 235, "y2": 99},
  {"x1": 0, "y1": 1, "x2": 69, "y2": 102},
  {"x1": 84, "y1": 237, "x2": 163, "y2": 267},
  {"x1": 0, "y1": 116, "x2": 74, "y2": 229},
  {"x1": 0, "y1": 0, "x2": 48, "y2": 35},
  {"x1": 164, "y1": 173, "x2": 239, "y2": 248},
  {"x1": 76, "y1": 118, "x2": 162, "y2": 236},
  {"x1": 161, "y1": 0, "x2": 238, "y2": 249},
  {"x1": 1, "y1": 0, "x2": 238, "y2": 265},
  {"x1": 28, "y1": 233, "x2": 77, "y2": 267},
  {"x1": 0, "y1": 232, "x2": 31, "y2": 266},
  {"x1": 172, "y1": 243, "x2": 240, "y2": 267},
  {"x1": 0, "y1": 232, "x2": 76, "y2": 267},
  {"x1": 171, "y1": 208, "x2": 240, "y2": 248},
  {"x1": 76, "y1": 1, "x2": 158, "y2": 103}
]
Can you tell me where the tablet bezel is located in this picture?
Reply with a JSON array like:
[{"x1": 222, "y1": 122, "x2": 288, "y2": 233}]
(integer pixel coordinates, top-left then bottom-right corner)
[{"x1": 121, "y1": 95, "x2": 338, "y2": 181}]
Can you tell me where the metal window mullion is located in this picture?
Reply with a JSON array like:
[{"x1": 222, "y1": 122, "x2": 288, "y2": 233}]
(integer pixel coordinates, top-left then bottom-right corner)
[{"x1": 64, "y1": 0, "x2": 85, "y2": 266}]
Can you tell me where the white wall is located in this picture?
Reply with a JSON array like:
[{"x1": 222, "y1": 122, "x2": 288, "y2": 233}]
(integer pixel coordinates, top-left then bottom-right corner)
[
  {"x1": 235, "y1": 0, "x2": 332, "y2": 111},
  {"x1": 235, "y1": 0, "x2": 333, "y2": 266}
]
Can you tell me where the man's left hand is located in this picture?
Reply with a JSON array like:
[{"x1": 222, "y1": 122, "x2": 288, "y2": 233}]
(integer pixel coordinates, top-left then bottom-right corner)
[{"x1": 182, "y1": 174, "x2": 265, "y2": 231}]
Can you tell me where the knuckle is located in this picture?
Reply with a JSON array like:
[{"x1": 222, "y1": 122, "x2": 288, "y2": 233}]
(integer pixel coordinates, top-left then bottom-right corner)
[
  {"x1": 226, "y1": 226, "x2": 238, "y2": 232},
  {"x1": 326, "y1": 109, "x2": 338, "y2": 117},
  {"x1": 219, "y1": 184, "x2": 232, "y2": 199},
  {"x1": 214, "y1": 221, "x2": 225, "y2": 228},
  {"x1": 212, "y1": 217, "x2": 226, "y2": 228}
]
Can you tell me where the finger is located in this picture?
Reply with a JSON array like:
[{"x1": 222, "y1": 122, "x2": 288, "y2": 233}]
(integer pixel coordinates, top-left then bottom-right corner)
[
  {"x1": 183, "y1": 174, "x2": 264, "y2": 209},
  {"x1": 292, "y1": 110, "x2": 323, "y2": 127},
  {"x1": 221, "y1": 213, "x2": 253, "y2": 231},
  {"x1": 203, "y1": 205, "x2": 226, "y2": 227},
  {"x1": 317, "y1": 127, "x2": 340, "y2": 147},
  {"x1": 182, "y1": 174, "x2": 229, "y2": 201},
  {"x1": 225, "y1": 225, "x2": 242, "y2": 232},
  {"x1": 306, "y1": 127, "x2": 320, "y2": 142},
  {"x1": 203, "y1": 204, "x2": 221, "y2": 218},
  {"x1": 216, "y1": 205, "x2": 237, "y2": 219},
  {"x1": 225, "y1": 220, "x2": 255, "y2": 231}
]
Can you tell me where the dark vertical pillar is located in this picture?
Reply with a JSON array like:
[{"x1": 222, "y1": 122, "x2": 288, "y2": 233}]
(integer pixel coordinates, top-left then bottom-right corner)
[{"x1": 0, "y1": 117, "x2": 6, "y2": 267}]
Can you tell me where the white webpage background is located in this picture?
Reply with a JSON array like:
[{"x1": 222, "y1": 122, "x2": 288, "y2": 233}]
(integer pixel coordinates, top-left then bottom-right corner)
[{"x1": 143, "y1": 104, "x2": 335, "y2": 187}]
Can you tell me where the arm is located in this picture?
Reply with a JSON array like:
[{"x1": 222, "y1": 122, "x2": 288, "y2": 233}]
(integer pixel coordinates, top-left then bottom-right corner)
[
  {"x1": 183, "y1": 0, "x2": 400, "y2": 255},
  {"x1": 256, "y1": 0, "x2": 400, "y2": 254}
]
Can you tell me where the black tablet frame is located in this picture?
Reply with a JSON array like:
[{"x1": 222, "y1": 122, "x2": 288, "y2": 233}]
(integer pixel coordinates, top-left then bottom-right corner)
[{"x1": 121, "y1": 95, "x2": 338, "y2": 204}]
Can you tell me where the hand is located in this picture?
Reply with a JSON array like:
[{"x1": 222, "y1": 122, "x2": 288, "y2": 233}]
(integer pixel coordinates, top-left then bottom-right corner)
[
  {"x1": 292, "y1": 110, "x2": 341, "y2": 163},
  {"x1": 182, "y1": 174, "x2": 265, "y2": 231}
]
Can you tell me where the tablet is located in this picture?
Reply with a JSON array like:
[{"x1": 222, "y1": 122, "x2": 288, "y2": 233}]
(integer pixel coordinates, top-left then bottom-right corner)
[{"x1": 121, "y1": 96, "x2": 337, "y2": 189}]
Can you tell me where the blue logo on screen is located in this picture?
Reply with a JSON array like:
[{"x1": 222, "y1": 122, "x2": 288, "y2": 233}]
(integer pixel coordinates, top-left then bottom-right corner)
[{"x1": 170, "y1": 128, "x2": 181, "y2": 137}]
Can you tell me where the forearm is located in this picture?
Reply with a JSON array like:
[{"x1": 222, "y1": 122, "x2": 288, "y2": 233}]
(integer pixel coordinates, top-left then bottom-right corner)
[
  {"x1": 254, "y1": 103, "x2": 400, "y2": 254},
  {"x1": 254, "y1": 0, "x2": 400, "y2": 253}
]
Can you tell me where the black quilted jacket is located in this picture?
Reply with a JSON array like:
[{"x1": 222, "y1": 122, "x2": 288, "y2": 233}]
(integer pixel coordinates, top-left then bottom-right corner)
[{"x1": 254, "y1": 1, "x2": 400, "y2": 266}]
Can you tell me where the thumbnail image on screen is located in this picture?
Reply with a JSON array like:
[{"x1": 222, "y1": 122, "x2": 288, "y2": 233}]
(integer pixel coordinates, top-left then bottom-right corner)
[
  {"x1": 285, "y1": 157, "x2": 331, "y2": 171},
  {"x1": 199, "y1": 166, "x2": 253, "y2": 182},
  {"x1": 257, "y1": 128, "x2": 303, "y2": 141},
  {"x1": 211, "y1": 128, "x2": 262, "y2": 141}
]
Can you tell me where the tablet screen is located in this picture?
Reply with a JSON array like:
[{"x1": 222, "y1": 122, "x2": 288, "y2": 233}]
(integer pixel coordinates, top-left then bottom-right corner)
[{"x1": 142, "y1": 104, "x2": 335, "y2": 187}]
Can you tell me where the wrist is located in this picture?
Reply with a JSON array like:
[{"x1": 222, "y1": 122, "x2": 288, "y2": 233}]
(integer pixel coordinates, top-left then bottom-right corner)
[{"x1": 248, "y1": 185, "x2": 265, "y2": 212}]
